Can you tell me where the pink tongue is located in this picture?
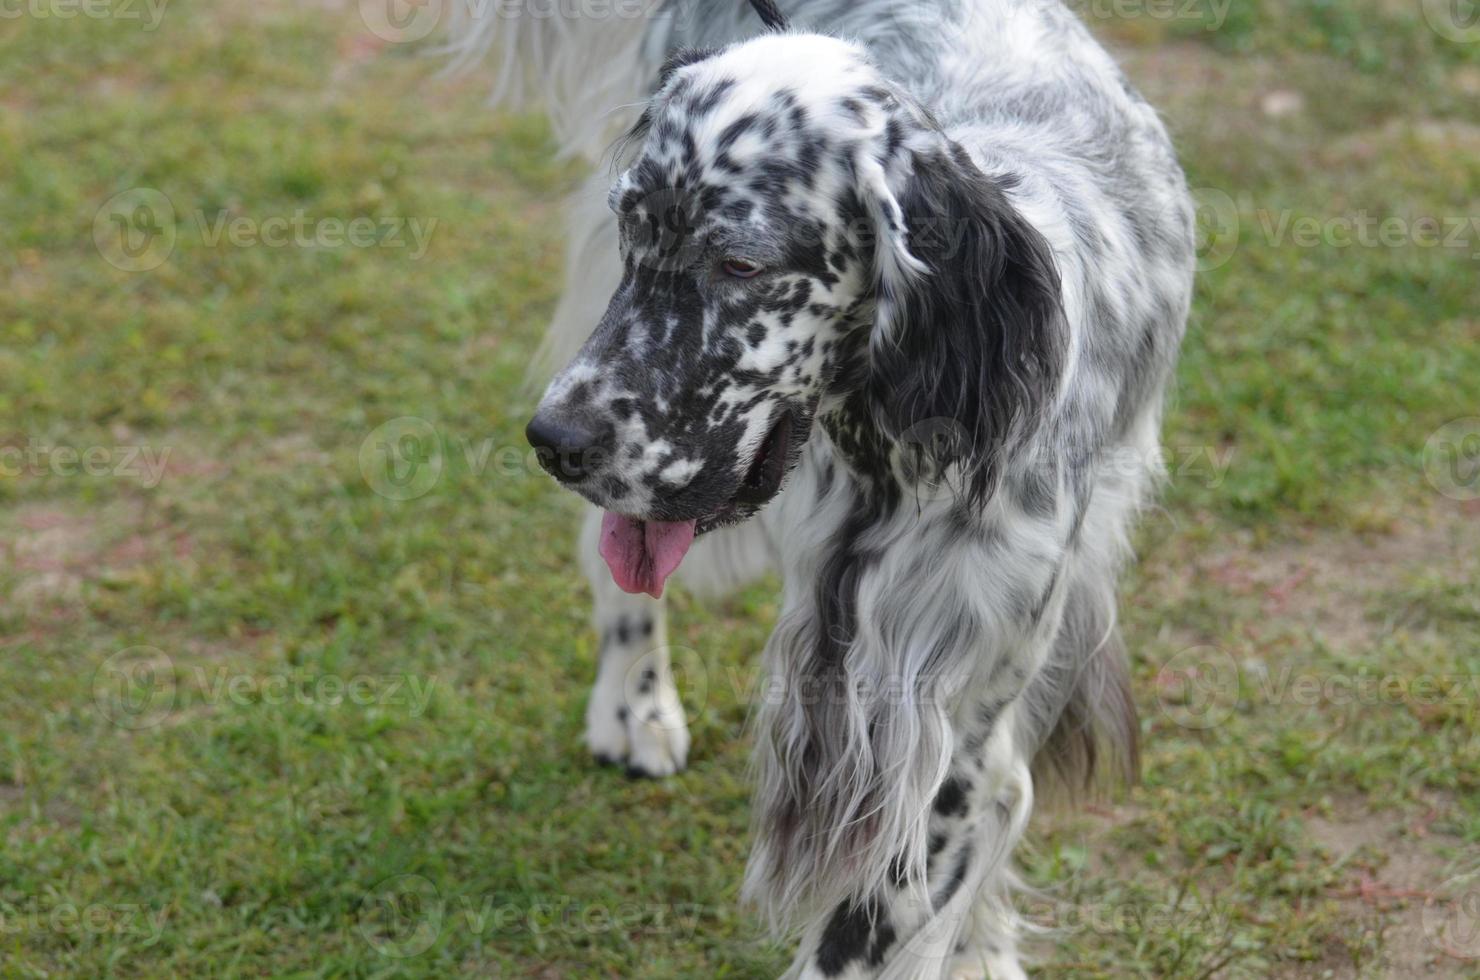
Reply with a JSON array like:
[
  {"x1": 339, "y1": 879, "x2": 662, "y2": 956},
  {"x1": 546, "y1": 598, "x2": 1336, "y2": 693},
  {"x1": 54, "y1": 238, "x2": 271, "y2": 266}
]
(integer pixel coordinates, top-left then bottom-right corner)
[{"x1": 598, "y1": 512, "x2": 697, "y2": 598}]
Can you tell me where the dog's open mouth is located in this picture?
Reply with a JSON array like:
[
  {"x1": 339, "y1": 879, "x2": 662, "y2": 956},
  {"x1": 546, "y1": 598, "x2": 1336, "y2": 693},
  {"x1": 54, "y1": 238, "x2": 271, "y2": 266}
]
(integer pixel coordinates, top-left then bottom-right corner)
[{"x1": 598, "y1": 412, "x2": 795, "y2": 598}]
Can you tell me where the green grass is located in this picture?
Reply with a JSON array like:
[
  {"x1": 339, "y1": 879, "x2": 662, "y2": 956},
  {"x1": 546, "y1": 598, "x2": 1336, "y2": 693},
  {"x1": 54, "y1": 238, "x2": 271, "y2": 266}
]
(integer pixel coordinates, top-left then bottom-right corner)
[{"x1": 1, "y1": 1, "x2": 1477, "y2": 976}]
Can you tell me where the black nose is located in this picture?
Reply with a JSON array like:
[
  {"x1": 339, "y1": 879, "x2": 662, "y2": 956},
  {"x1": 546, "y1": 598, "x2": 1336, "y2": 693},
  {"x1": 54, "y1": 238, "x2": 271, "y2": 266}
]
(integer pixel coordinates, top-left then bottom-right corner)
[{"x1": 525, "y1": 410, "x2": 611, "y2": 483}]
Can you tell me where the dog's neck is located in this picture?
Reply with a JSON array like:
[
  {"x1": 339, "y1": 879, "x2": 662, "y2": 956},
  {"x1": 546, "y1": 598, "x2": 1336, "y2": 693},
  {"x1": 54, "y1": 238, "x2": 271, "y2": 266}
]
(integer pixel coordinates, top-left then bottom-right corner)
[{"x1": 815, "y1": 337, "x2": 907, "y2": 505}]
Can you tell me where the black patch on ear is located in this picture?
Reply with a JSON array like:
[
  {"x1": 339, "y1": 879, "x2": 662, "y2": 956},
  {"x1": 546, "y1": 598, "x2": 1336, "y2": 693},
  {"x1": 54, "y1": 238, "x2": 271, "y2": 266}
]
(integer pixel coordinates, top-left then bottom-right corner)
[{"x1": 869, "y1": 143, "x2": 1065, "y2": 508}]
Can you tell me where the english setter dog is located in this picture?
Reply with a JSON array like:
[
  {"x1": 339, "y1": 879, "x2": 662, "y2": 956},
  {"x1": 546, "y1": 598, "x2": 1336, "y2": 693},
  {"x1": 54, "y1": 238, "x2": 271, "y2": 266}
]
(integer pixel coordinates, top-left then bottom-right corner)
[{"x1": 465, "y1": 0, "x2": 1195, "y2": 974}]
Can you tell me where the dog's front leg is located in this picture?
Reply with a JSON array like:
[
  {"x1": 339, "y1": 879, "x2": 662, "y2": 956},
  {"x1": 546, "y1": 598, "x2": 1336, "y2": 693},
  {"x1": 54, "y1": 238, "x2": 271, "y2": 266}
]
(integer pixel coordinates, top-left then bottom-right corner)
[
  {"x1": 785, "y1": 695, "x2": 1037, "y2": 980},
  {"x1": 578, "y1": 504, "x2": 690, "y2": 778},
  {"x1": 749, "y1": 478, "x2": 1069, "y2": 979}
]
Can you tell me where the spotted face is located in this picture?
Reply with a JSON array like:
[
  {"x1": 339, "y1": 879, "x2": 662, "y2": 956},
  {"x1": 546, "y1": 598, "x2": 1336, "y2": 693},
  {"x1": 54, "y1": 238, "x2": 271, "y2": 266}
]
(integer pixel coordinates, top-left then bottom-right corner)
[
  {"x1": 527, "y1": 36, "x2": 917, "y2": 592},
  {"x1": 526, "y1": 33, "x2": 1066, "y2": 598}
]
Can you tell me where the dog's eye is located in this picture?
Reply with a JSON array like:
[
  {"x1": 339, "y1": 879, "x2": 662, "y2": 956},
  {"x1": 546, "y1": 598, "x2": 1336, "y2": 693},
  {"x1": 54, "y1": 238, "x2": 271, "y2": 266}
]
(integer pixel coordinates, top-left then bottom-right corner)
[{"x1": 721, "y1": 259, "x2": 762, "y2": 279}]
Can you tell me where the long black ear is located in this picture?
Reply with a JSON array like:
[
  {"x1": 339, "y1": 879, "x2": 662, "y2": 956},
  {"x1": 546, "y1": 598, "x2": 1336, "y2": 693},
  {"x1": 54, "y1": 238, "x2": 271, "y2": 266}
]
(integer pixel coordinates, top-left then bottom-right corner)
[{"x1": 867, "y1": 143, "x2": 1066, "y2": 508}]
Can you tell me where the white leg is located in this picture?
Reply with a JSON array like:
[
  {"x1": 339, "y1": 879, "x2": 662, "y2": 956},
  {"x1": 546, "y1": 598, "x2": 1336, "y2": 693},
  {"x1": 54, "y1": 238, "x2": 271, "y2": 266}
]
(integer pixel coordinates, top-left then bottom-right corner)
[
  {"x1": 550, "y1": 168, "x2": 783, "y2": 775},
  {"x1": 578, "y1": 502, "x2": 779, "y2": 777},
  {"x1": 580, "y1": 505, "x2": 689, "y2": 777},
  {"x1": 786, "y1": 704, "x2": 1035, "y2": 980}
]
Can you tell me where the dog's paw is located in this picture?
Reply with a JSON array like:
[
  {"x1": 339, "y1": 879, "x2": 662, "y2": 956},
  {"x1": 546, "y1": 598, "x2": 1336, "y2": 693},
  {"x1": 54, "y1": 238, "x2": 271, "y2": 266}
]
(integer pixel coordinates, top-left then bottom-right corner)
[
  {"x1": 622, "y1": 699, "x2": 690, "y2": 778},
  {"x1": 584, "y1": 670, "x2": 689, "y2": 777}
]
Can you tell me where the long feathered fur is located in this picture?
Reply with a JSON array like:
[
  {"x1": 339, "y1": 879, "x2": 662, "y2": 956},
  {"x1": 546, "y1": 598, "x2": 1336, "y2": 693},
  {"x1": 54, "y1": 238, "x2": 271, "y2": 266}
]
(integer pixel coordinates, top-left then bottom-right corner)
[{"x1": 469, "y1": 3, "x2": 1195, "y2": 974}]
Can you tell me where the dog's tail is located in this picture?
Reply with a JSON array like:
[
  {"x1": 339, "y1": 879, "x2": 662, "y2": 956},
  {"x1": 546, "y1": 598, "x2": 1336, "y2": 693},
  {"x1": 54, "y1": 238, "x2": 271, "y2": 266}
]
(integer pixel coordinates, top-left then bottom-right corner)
[
  {"x1": 440, "y1": 2, "x2": 670, "y2": 163},
  {"x1": 1022, "y1": 569, "x2": 1140, "y2": 801}
]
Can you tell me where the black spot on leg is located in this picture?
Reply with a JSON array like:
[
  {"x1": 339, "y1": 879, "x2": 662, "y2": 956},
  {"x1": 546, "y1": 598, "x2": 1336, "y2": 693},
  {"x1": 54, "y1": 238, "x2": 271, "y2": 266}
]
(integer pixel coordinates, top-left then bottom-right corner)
[
  {"x1": 616, "y1": 617, "x2": 631, "y2": 646},
  {"x1": 616, "y1": 706, "x2": 628, "y2": 723},
  {"x1": 638, "y1": 668, "x2": 656, "y2": 695},
  {"x1": 816, "y1": 901, "x2": 869, "y2": 974},
  {"x1": 870, "y1": 918, "x2": 897, "y2": 968},
  {"x1": 933, "y1": 778, "x2": 969, "y2": 818},
  {"x1": 933, "y1": 842, "x2": 974, "y2": 910},
  {"x1": 816, "y1": 897, "x2": 894, "y2": 975}
]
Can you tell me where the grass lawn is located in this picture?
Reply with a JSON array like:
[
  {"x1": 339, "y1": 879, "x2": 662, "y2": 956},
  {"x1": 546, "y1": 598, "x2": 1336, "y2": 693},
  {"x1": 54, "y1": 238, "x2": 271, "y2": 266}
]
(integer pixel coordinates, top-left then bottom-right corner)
[{"x1": 0, "y1": 0, "x2": 1477, "y2": 976}]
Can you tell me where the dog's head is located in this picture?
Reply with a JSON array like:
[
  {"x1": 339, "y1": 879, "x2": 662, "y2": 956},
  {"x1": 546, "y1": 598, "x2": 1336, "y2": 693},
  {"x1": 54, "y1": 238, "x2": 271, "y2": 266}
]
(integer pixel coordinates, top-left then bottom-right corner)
[{"x1": 528, "y1": 34, "x2": 1064, "y2": 596}]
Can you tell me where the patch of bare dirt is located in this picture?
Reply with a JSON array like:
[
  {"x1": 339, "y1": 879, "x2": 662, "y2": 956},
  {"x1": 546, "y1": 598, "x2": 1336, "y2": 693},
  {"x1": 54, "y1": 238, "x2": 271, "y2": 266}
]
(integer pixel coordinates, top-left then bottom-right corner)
[
  {"x1": 1321, "y1": 117, "x2": 1480, "y2": 170},
  {"x1": 1113, "y1": 41, "x2": 1304, "y2": 129},
  {"x1": 4, "y1": 500, "x2": 194, "y2": 609},
  {"x1": 1306, "y1": 793, "x2": 1474, "y2": 977},
  {"x1": 1159, "y1": 502, "x2": 1480, "y2": 654}
]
